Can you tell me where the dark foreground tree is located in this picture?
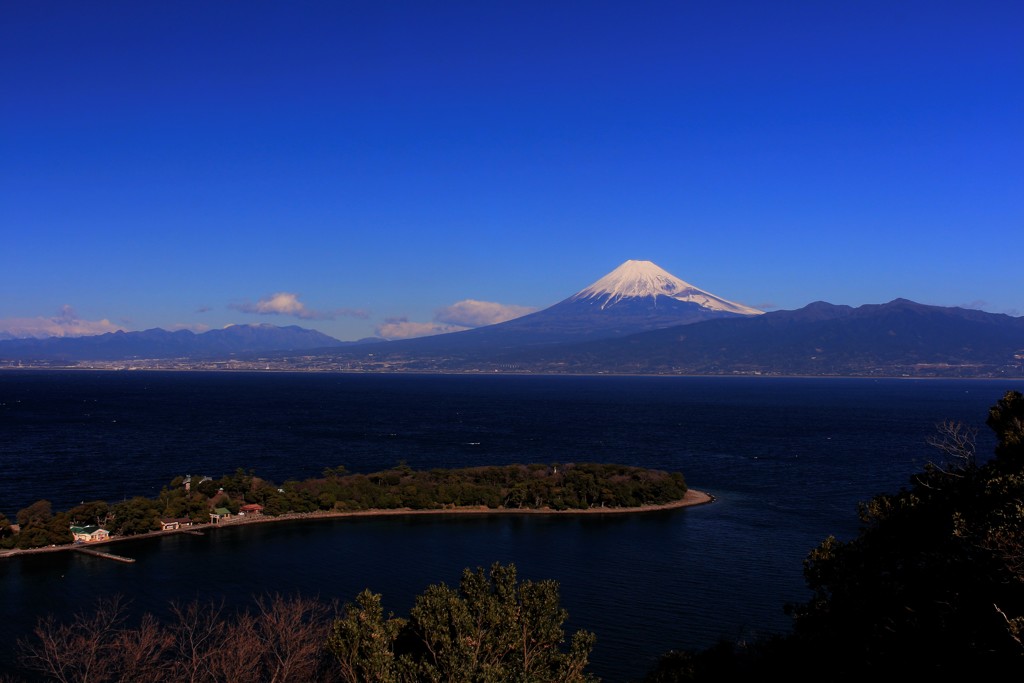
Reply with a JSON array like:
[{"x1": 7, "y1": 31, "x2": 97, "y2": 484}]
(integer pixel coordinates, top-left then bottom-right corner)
[
  {"x1": 328, "y1": 562, "x2": 598, "y2": 683},
  {"x1": 17, "y1": 593, "x2": 337, "y2": 683},
  {"x1": 15, "y1": 567, "x2": 592, "y2": 683},
  {"x1": 643, "y1": 389, "x2": 1024, "y2": 682},
  {"x1": 17, "y1": 595, "x2": 166, "y2": 683}
]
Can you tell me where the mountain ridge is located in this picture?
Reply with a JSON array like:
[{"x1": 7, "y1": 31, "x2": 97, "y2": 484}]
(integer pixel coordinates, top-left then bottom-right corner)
[
  {"x1": 491, "y1": 298, "x2": 1024, "y2": 377},
  {"x1": 0, "y1": 324, "x2": 362, "y2": 361},
  {"x1": 1, "y1": 261, "x2": 1020, "y2": 378},
  {"x1": 275, "y1": 297, "x2": 1023, "y2": 379}
]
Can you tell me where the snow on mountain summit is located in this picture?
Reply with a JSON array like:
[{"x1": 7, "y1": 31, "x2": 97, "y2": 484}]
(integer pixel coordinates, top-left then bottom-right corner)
[{"x1": 571, "y1": 260, "x2": 762, "y2": 315}]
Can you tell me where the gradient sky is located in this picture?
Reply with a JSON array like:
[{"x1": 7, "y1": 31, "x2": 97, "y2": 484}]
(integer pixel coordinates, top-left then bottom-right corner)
[{"x1": 2, "y1": 1, "x2": 1022, "y2": 341}]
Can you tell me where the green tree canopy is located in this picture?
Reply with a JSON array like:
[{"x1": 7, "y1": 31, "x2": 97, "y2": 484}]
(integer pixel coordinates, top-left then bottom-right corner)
[
  {"x1": 109, "y1": 497, "x2": 161, "y2": 536},
  {"x1": 0, "y1": 510, "x2": 12, "y2": 548},
  {"x1": 14, "y1": 499, "x2": 72, "y2": 549},
  {"x1": 67, "y1": 500, "x2": 109, "y2": 526},
  {"x1": 329, "y1": 562, "x2": 598, "y2": 683}
]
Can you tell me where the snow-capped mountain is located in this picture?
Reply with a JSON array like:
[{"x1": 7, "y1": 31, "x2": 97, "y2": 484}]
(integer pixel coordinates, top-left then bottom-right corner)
[
  {"x1": 334, "y1": 259, "x2": 763, "y2": 357},
  {"x1": 569, "y1": 260, "x2": 763, "y2": 315},
  {"x1": 472, "y1": 259, "x2": 761, "y2": 343}
]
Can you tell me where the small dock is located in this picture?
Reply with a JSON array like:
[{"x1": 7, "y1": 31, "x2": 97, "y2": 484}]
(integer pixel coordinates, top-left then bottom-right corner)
[
  {"x1": 75, "y1": 547, "x2": 135, "y2": 563},
  {"x1": 183, "y1": 530, "x2": 205, "y2": 536}
]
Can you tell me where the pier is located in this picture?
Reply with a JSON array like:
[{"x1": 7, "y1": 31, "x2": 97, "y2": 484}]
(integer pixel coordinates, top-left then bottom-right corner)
[{"x1": 75, "y1": 547, "x2": 135, "y2": 563}]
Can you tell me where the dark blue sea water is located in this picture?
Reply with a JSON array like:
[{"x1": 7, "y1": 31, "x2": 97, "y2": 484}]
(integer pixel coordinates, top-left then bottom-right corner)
[{"x1": 0, "y1": 371, "x2": 1015, "y2": 681}]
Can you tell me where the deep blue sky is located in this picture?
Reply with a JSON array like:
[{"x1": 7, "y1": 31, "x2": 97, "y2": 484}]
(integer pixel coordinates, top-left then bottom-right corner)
[{"x1": 2, "y1": 1, "x2": 1021, "y2": 340}]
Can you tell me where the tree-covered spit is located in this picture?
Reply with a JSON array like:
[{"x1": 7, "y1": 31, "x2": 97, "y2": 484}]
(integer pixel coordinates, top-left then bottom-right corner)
[{"x1": 1, "y1": 462, "x2": 689, "y2": 550}]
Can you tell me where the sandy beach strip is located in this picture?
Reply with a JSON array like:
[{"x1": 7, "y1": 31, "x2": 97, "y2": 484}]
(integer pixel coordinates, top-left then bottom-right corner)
[{"x1": 0, "y1": 489, "x2": 714, "y2": 560}]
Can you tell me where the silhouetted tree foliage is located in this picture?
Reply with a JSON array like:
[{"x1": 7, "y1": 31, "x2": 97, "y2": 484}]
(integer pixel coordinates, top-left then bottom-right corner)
[{"x1": 642, "y1": 389, "x2": 1024, "y2": 681}]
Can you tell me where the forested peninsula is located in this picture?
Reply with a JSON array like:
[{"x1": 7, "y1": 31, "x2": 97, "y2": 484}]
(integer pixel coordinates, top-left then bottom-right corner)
[{"x1": 0, "y1": 462, "x2": 704, "y2": 554}]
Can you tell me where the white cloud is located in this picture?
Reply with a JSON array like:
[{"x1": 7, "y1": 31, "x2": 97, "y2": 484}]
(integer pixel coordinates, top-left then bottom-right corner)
[
  {"x1": 0, "y1": 305, "x2": 125, "y2": 339},
  {"x1": 376, "y1": 299, "x2": 535, "y2": 340},
  {"x1": 435, "y1": 299, "x2": 536, "y2": 327},
  {"x1": 230, "y1": 292, "x2": 368, "y2": 321},
  {"x1": 376, "y1": 317, "x2": 469, "y2": 340},
  {"x1": 232, "y1": 292, "x2": 315, "y2": 317}
]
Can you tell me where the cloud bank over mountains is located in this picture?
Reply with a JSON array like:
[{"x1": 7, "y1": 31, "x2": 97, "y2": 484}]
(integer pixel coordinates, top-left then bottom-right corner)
[
  {"x1": 377, "y1": 299, "x2": 538, "y2": 340},
  {"x1": 0, "y1": 306, "x2": 124, "y2": 340},
  {"x1": 0, "y1": 292, "x2": 535, "y2": 342},
  {"x1": 376, "y1": 318, "x2": 466, "y2": 340},
  {"x1": 436, "y1": 300, "x2": 537, "y2": 327}
]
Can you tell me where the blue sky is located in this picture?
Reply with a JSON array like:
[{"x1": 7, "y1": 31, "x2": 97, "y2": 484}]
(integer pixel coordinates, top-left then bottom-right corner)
[{"x1": 2, "y1": 1, "x2": 1021, "y2": 341}]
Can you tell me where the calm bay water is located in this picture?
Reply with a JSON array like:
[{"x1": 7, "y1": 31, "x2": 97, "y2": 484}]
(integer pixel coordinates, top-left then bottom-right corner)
[{"x1": 0, "y1": 371, "x2": 1015, "y2": 681}]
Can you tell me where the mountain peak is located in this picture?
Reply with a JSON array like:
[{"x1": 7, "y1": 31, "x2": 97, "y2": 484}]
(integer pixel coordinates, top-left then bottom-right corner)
[{"x1": 571, "y1": 260, "x2": 762, "y2": 315}]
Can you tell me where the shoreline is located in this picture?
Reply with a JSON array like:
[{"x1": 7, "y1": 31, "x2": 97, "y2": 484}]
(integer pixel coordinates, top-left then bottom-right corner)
[
  {"x1": 0, "y1": 489, "x2": 714, "y2": 561},
  {"x1": 1, "y1": 367, "x2": 1013, "y2": 381}
]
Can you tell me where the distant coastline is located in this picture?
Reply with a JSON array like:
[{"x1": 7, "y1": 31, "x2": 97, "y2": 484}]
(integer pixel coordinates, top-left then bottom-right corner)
[
  {"x1": 2, "y1": 362, "x2": 1018, "y2": 380},
  {"x1": 0, "y1": 489, "x2": 713, "y2": 561}
]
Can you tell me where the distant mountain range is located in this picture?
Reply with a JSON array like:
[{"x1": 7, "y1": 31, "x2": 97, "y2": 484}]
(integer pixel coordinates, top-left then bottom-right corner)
[
  {"x1": 2, "y1": 261, "x2": 1022, "y2": 378},
  {"x1": 302, "y1": 262, "x2": 1023, "y2": 377},
  {"x1": 311, "y1": 298, "x2": 1024, "y2": 378},
  {"x1": 356, "y1": 260, "x2": 762, "y2": 357},
  {"x1": 496, "y1": 298, "x2": 1024, "y2": 377},
  {"x1": 0, "y1": 324, "x2": 369, "y2": 362}
]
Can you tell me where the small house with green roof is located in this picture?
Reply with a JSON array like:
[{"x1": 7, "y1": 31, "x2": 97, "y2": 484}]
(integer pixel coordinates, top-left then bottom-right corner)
[
  {"x1": 70, "y1": 525, "x2": 110, "y2": 543},
  {"x1": 210, "y1": 508, "x2": 232, "y2": 524}
]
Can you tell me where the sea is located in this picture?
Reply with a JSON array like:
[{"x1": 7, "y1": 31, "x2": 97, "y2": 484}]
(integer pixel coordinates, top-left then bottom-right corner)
[{"x1": 0, "y1": 371, "x2": 1016, "y2": 682}]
